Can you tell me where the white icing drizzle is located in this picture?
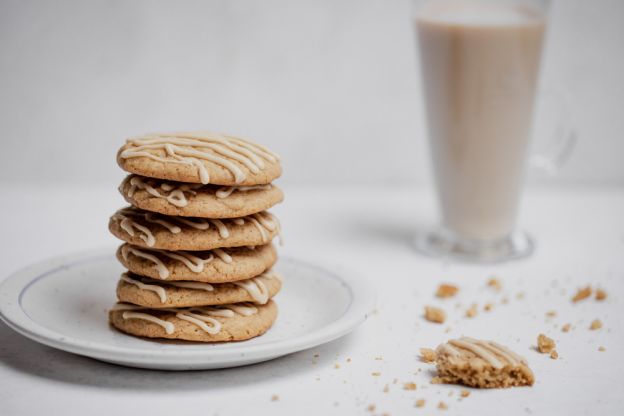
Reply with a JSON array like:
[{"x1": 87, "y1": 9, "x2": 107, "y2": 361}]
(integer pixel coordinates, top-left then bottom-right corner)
[
  {"x1": 121, "y1": 244, "x2": 233, "y2": 279},
  {"x1": 120, "y1": 270, "x2": 278, "y2": 305},
  {"x1": 112, "y1": 211, "x2": 156, "y2": 247},
  {"x1": 113, "y1": 303, "x2": 259, "y2": 335},
  {"x1": 175, "y1": 310, "x2": 221, "y2": 334},
  {"x1": 249, "y1": 212, "x2": 281, "y2": 244},
  {"x1": 122, "y1": 175, "x2": 203, "y2": 207},
  {"x1": 122, "y1": 311, "x2": 175, "y2": 334},
  {"x1": 215, "y1": 184, "x2": 272, "y2": 199},
  {"x1": 121, "y1": 245, "x2": 170, "y2": 278},
  {"x1": 144, "y1": 212, "x2": 181, "y2": 233},
  {"x1": 174, "y1": 216, "x2": 210, "y2": 230},
  {"x1": 120, "y1": 132, "x2": 280, "y2": 184},
  {"x1": 212, "y1": 248, "x2": 233, "y2": 263},
  {"x1": 120, "y1": 274, "x2": 167, "y2": 303},
  {"x1": 233, "y1": 277, "x2": 270, "y2": 304},
  {"x1": 166, "y1": 280, "x2": 214, "y2": 291},
  {"x1": 444, "y1": 337, "x2": 528, "y2": 369},
  {"x1": 227, "y1": 302, "x2": 258, "y2": 316},
  {"x1": 113, "y1": 208, "x2": 277, "y2": 244},
  {"x1": 261, "y1": 270, "x2": 284, "y2": 283}
]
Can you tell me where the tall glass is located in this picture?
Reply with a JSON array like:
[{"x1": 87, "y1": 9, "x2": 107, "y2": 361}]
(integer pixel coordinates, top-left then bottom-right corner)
[{"x1": 412, "y1": 0, "x2": 549, "y2": 262}]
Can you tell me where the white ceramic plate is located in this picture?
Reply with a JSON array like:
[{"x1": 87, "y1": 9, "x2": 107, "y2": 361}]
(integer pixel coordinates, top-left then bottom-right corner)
[{"x1": 0, "y1": 248, "x2": 374, "y2": 370}]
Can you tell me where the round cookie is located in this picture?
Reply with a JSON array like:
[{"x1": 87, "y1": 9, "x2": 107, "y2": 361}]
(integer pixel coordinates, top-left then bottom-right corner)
[
  {"x1": 119, "y1": 174, "x2": 284, "y2": 219},
  {"x1": 116, "y1": 270, "x2": 282, "y2": 308},
  {"x1": 116, "y1": 243, "x2": 277, "y2": 283},
  {"x1": 109, "y1": 206, "x2": 280, "y2": 251},
  {"x1": 117, "y1": 131, "x2": 282, "y2": 186},
  {"x1": 109, "y1": 301, "x2": 278, "y2": 342}
]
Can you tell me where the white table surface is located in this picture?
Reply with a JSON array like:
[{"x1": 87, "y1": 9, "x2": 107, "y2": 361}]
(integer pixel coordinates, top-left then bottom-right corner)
[{"x1": 1, "y1": 183, "x2": 623, "y2": 416}]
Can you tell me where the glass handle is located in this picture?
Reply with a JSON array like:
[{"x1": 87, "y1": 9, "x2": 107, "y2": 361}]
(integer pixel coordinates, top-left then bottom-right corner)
[{"x1": 529, "y1": 89, "x2": 578, "y2": 175}]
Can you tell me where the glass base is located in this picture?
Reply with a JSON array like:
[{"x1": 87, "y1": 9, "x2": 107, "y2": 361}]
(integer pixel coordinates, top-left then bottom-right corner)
[{"x1": 414, "y1": 228, "x2": 534, "y2": 263}]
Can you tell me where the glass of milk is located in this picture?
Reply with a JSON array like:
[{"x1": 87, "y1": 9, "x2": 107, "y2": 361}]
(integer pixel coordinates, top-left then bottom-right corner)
[{"x1": 412, "y1": 0, "x2": 556, "y2": 262}]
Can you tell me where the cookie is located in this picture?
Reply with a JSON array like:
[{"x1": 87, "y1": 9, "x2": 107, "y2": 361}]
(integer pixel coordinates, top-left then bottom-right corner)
[
  {"x1": 116, "y1": 270, "x2": 282, "y2": 308},
  {"x1": 119, "y1": 174, "x2": 284, "y2": 219},
  {"x1": 109, "y1": 206, "x2": 280, "y2": 251},
  {"x1": 109, "y1": 300, "x2": 277, "y2": 342},
  {"x1": 116, "y1": 243, "x2": 276, "y2": 283},
  {"x1": 433, "y1": 337, "x2": 535, "y2": 388},
  {"x1": 117, "y1": 131, "x2": 282, "y2": 186}
]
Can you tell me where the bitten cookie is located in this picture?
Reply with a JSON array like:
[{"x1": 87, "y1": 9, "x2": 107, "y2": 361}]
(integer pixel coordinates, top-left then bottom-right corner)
[
  {"x1": 116, "y1": 243, "x2": 277, "y2": 283},
  {"x1": 109, "y1": 206, "x2": 280, "y2": 251},
  {"x1": 118, "y1": 174, "x2": 284, "y2": 219},
  {"x1": 117, "y1": 131, "x2": 282, "y2": 186},
  {"x1": 109, "y1": 300, "x2": 278, "y2": 342},
  {"x1": 116, "y1": 270, "x2": 282, "y2": 308},
  {"x1": 433, "y1": 337, "x2": 535, "y2": 388}
]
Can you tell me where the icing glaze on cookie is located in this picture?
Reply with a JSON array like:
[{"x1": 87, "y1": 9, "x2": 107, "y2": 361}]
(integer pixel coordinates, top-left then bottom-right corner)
[
  {"x1": 112, "y1": 303, "x2": 176, "y2": 334},
  {"x1": 120, "y1": 274, "x2": 168, "y2": 302},
  {"x1": 120, "y1": 244, "x2": 232, "y2": 279},
  {"x1": 215, "y1": 184, "x2": 272, "y2": 199},
  {"x1": 233, "y1": 278, "x2": 268, "y2": 304},
  {"x1": 112, "y1": 303, "x2": 258, "y2": 335},
  {"x1": 439, "y1": 337, "x2": 528, "y2": 369},
  {"x1": 121, "y1": 175, "x2": 204, "y2": 208},
  {"x1": 113, "y1": 207, "x2": 279, "y2": 245},
  {"x1": 119, "y1": 270, "x2": 280, "y2": 304},
  {"x1": 119, "y1": 132, "x2": 280, "y2": 184}
]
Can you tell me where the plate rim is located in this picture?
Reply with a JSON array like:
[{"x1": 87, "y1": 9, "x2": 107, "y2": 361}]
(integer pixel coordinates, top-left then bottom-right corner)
[{"x1": 0, "y1": 248, "x2": 375, "y2": 366}]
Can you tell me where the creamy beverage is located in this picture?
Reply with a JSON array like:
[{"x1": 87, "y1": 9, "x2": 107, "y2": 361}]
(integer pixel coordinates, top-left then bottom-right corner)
[{"x1": 416, "y1": 0, "x2": 546, "y2": 241}]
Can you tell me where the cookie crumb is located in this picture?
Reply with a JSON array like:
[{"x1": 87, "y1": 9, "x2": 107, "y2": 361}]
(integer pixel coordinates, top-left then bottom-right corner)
[
  {"x1": 424, "y1": 306, "x2": 446, "y2": 324},
  {"x1": 561, "y1": 323, "x2": 571, "y2": 333},
  {"x1": 415, "y1": 399, "x2": 426, "y2": 408},
  {"x1": 420, "y1": 348, "x2": 437, "y2": 363},
  {"x1": 371, "y1": 372, "x2": 381, "y2": 377},
  {"x1": 366, "y1": 404, "x2": 376, "y2": 412},
  {"x1": 595, "y1": 288, "x2": 607, "y2": 301},
  {"x1": 598, "y1": 346, "x2": 606, "y2": 352},
  {"x1": 572, "y1": 286, "x2": 592, "y2": 303},
  {"x1": 465, "y1": 304, "x2": 478, "y2": 318},
  {"x1": 487, "y1": 277, "x2": 502, "y2": 292},
  {"x1": 460, "y1": 390, "x2": 470, "y2": 398},
  {"x1": 546, "y1": 310, "x2": 557, "y2": 318},
  {"x1": 383, "y1": 384, "x2": 389, "y2": 393},
  {"x1": 431, "y1": 377, "x2": 443, "y2": 384},
  {"x1": 537, "y1": 334, "x2": 556, "y2": 353},
  {"x1": 346, "y1": 358, "x2": 352, "y2": 363},
  {"x1": 550, "y1": 350, "x2": 558, "y2": 359},
  {"x1": 590, "y1": 319, "x2": 602, "y2": 330},
  {"x1": 438, "y1": 401, "x2": 448, "y2": 410},
  {"x1": 403, "y1": 382, "x2": 417, "y2": 391},
  {"x1": 271, "y1": 394, "x2": 279, "y2": 402},
  {"x1": 484, "y1": 303, "x2": 494, "y2": 312},
  {"x1": 334, "y1": 363, "x2": 340, "y2": 369},
  {"x1": 436, "y1": 284, "x2": 459, "y2": 298}
]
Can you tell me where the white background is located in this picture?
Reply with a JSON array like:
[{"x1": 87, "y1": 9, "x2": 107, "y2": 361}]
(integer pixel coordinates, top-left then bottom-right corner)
[
  {"x1": 1, "y1": 2, "x2": 624, "y2": 416},
  {"x1": 1, "y1": 0, "x2": 623, "y2": 186}
]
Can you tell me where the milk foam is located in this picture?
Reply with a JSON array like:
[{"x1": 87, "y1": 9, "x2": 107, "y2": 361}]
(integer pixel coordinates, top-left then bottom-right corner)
[{"x1": 418, "y1": 1, "x2": 541, "y2": 26}]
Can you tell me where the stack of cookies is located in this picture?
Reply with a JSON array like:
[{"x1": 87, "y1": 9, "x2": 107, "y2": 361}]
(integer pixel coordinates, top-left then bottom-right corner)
[{"x1": 107, "y1": 131, "x2": 284, "y2": 342}]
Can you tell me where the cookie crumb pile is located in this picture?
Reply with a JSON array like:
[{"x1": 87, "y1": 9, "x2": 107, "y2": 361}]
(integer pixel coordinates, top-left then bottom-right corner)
[{"x1": 107, "y1": 131, "x2": 284, "y2": 342}]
